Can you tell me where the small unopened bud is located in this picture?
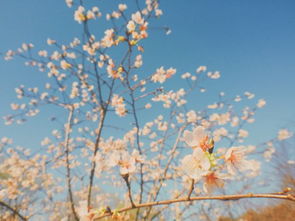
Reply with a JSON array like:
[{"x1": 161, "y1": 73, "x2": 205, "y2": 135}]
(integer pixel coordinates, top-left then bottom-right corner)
[
  {"x1": 105, "y1": 206, "x2": 112, "y2": 214},
  {"x1": 208, "y1": 138, "x2": 214, "y2": 154},
  {"x1": 283, "y1": 187, "x2": 292, "y2": 193},
  {"x1": 121, "y1": 173, "x2": 129, "y2": 181},
  {"x1": 129, "y1": 40, "x2": 137, "y2": 46},
  {"x1": 117, "y1": 36, "x2": 126, "y2": 42},
  {"x1": 137, "y1": 45, "x2": 144, "y2": 52},
  {"x1": 117, "y1": 66, "x2": 124, "y2": 73}
]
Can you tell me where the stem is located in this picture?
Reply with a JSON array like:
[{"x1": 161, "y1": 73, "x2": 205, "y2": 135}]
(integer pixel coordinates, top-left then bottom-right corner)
[
  {"x1": 122, "y1": 174, "x2": 136, "y2": 208},
  {"x1": 94, "y1": 192, "x2": 295, "y2": 219},
  {"x1": 87, "y1": 108, "x2": 106, "y2": 207},
  {"x1": 64, "y1": 107, "x2": 79, "y2": 221},
  {"x1": 187, "y1": 179, "x2": 195, "y2": 200},
  {"x1": 144, "y1": 126, "x2": 185, "y2": 219},
  {"x1": 0, "y1": 201, "x2": 27, "y2": 221}
]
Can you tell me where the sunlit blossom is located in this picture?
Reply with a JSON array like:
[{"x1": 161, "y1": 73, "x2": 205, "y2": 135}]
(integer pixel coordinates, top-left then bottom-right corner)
[
  {"x1": 74, "y1": 6, "x2": 86, "y2": 23},
  {"x1": 202, "y1": 171, "x2": 228, "y2": 193},
  {"x1": 60, "y1": 60, "x2": 72, "y2": 70},
  {"x1": 256, "y1": 99, "x2": 266, "y2": 108},
  {"x1": 131, "y1": 11, "x2": 144, "y2": 25},
  {"x1": 181, "y1": 148, "x2": 210, "y2": 180},
  {"x1": 65, "y1": 0, "x2": 73, "y2": 8},
  {"x1": 224, "y1": 146, "x2": 260, "y2": 175},
  {"x1": 183, "y1": 126, "x2": 214, "y2": 151},
  {"x1": 277, "y1": 129, "x2": 293, "y2": 140},
  {"x1": 76, "y1": 200, "x2": 95, "y2": 221},
  {"x1": 118, "y1": 4, "x2": 127, "y2": 11}
]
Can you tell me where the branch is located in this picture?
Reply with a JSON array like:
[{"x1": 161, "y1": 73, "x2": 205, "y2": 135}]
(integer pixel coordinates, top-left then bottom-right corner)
[
  {"x1": 187, "y1": 179, "x2": 195, "y2": 200},
  {"x1": 64, "y1": 107, "x2": 79, "y2": 221},
  {"x1": 87, "y1": 80, "x2": 114, "y2": 207},
  {"x1": 94, "y1": 192, "x2": 295, "y2": 219},
  {"x1": 122, "y1": 174, "x2": 136, "y2": 208},
  {"x1": 0, "y1": 201, "x2": 27, "y2": 221}
]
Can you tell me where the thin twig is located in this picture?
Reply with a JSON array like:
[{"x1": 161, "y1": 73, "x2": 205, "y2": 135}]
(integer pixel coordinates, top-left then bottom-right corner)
[
  {"x1": 64, "y1": 106, "x2": 79, "y2": 221},
  {"x1": 0, "y1": 201, "x2": 27, "y2": 221},
  {"x1": 122, "y1": 174, "x2": 136, "y2": 208},
  {"x1": 187, "y1": 179, "x2": 195, "y2": 200}
]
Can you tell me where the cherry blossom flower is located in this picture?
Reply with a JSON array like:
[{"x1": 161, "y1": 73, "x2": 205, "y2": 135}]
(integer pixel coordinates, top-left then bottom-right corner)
[
  {"x1": 207, "y1": 71, "x2": 220, "y2": 79},
  {"x1": 111, "y1": 94, "x2": 127, "y2": 117},
  {"x1": 134, "y1": 54, "x2": 143, "y2": 68},
  {"x1": 65, "y1": 0, "x2": 73, "y2": 8},
  {"x1": 127, "y1": 20, "x2": 136, "y2": 33},
  {"x1": 76, "y1": 200, "x2": 95, "y2": 221},
  {"x1": 196, "y1": 66, "x2": 207, "y2": 73},
  {"x1": 263, "y1": 146, "x2": 275, "y2": 162},
  {"x1": 181, "y1": 148, "x2": 210, "y2": 180},
  {"x1": 202, "y1": 171, "x2": 228, "y2": 193},
  {"x1": 181, "y1": 72, "x2": 191, "y2": 79},
  {"x1": 186, "y1": 110, "x2": 197, "y2": 123},
  {"x1": 74, "y1": 6, "x2": 86, "y2": 23},
  {"x1": 86, "y1": 10, "x2": 95, "y2": 20},
  {"x1": 256, "y1": 99, "x2": 266, "y2": 108},
  {"x1": 183, "y1": 126, "x2": 214, "y2": 151},
  {"x1": 151, "y1": 67, "x2": 176, "y2": 83},
  {"x1": 213, "y1": 127, "x2": 228, "y2": 142},
  {"x1": 60, "y1": 60, "x2": 72, "y2": 70},
  {"x1": 277, "y1": 129, "x2": 293, "y2": 140},
  {"x1": 118, "y1": 151, "x2": 137, "y2": 175},
  {"x1": 131, "y1": 11, "x2": 144, "y2": 25},
  {"x1": 224, "y1": 146, "x2": 260, "y2": 175},
  {"x1": 101, "y1": 29, "x2": 115, "y2": 48},
  {"x1": 238, "y1": 129, "x2": 248, "y2": 138},
  {"x1": 118, "y1": 4, "x2": 127, "y2": 11}
]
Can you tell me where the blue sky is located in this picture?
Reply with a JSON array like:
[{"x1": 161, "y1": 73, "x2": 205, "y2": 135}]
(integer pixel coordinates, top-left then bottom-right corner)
[{"x1": 0, "y1": 0, "x2": 294, "y2": 149}]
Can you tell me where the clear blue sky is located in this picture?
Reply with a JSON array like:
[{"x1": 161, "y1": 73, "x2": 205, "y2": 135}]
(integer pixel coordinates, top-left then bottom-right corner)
[{"x1": 0, "y1": 0, "x2": 295, "y2": 149}]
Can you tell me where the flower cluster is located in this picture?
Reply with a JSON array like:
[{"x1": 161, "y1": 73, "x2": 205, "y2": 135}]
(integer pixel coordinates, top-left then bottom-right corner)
[
  {"x1": 0, "y1": 0, "x2": 293, "y2": 220},
  {"x1": 181, "y1": 126, "x2": 260, "y2": 193}
]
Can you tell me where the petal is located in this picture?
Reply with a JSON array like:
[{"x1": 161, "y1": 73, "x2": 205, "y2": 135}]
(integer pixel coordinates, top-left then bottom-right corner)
[
  {"x1": 200, "y1": 157, "x2": 211, "y2": 171},
  {"x1": 192, "y1": 147, "x2": 206, "y2": 159},
  {"x1": 183, "y1": 130, "x2": 198, "y2": 147},
  {"x1": 193, "y1": 126, "x2": 207, "y2": 141}
]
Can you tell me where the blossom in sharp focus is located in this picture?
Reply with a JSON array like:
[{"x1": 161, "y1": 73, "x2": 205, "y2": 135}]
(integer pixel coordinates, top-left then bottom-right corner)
[
  {"x1": 181, "y1": 148, "x2": 210, "y2": 180},
  {"x1": 183, "y1": 126, "x2": 214, "y2": 151},
  {"x1": 202, "y1": 171, "x2": 228, "y2": 193},
  {"x1": 224, "y1": 146, "x2": 260, "y2": 175}
]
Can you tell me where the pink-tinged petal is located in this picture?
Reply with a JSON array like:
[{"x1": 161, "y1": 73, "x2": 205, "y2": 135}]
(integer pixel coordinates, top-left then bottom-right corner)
[
  {"x1": 224, "y1": 146, "x2": 260, "y2": 176},
  {"x1": 203, "y1": 171, "x2": 226, "y2": 193},
  {"x1": 183, "y1": 130, "x2": 198, "y2": 147},
  {"x1": 224, "y1": 147, "x2": 234, "y2": 160},
  {"x1": 192, "y1": 126, "x2": 207, "y2": 141},
  {"x1": 181, "y1": 148, "x2": 210, "y2": 180}
]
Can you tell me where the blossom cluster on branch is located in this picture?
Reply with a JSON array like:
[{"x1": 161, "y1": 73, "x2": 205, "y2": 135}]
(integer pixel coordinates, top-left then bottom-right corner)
[{"x1": 0, "y1": 0, "x2": 294, "y2": 220}]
